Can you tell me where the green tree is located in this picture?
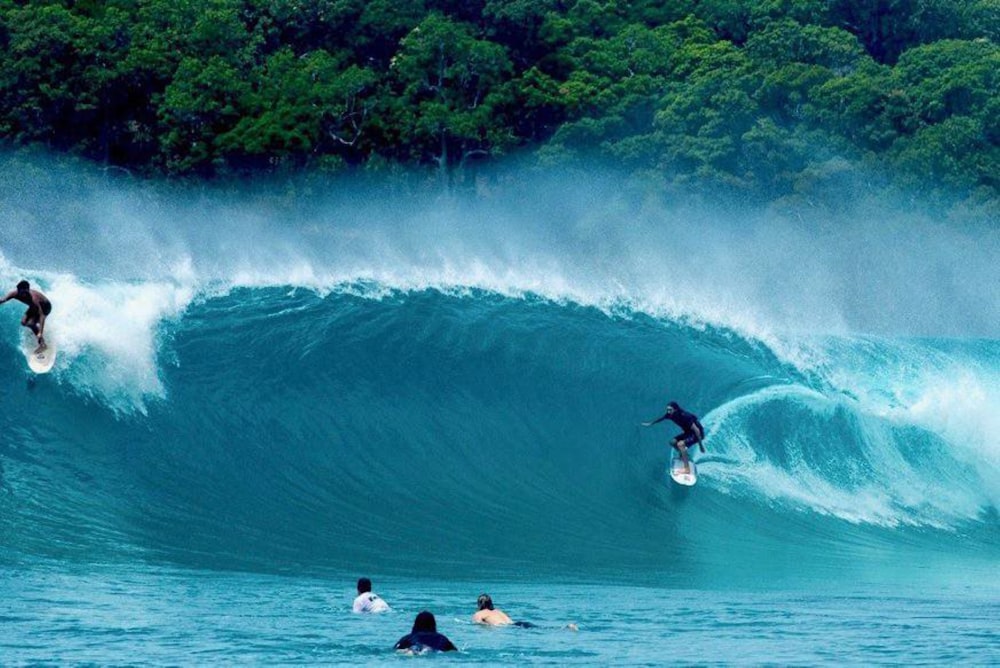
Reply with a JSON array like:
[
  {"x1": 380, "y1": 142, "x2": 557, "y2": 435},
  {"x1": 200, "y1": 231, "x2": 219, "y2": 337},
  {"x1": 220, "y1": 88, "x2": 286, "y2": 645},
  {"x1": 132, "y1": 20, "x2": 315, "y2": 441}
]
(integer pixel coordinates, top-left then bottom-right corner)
[
  {"x1": 386, "y1": 13, "x2": 514, "y2": 186},
  {"x1": 650, "y1": 40, "x2": 762, "y2": 189},
  {"x1": 158, "y1": 56, "x2": 251, "y2": 174},
  {"x1": 748, "y1": 0, "x2": 830, "y2": 27},
  {"x1": 693, "y1": 0, "x2": 754, "y2": 44},
  {"x1": 744, "y1": 19, "x2": 865, "y2": 72},
  {"x1": 249, "y1": 0, "x2": 365, "y2": 55},
  {"x1": 825, "y1": 0, "x2": 973, "y2": 63},
  {"x1": 355, "y1": 0, "x2": 428, "y2": 65},
  {"x1": 962, "y1": 0, "x2": 999, "y2": 42},
  {"x1": 808, "y1": 58, "x2": 903, "y2": 150},
  {"x1": 744, "y1": 20, "x2": 865, "y2": 122},
  {"x1": 217, "y1": 48, "x2": 377, "y2": 171},
  {"x1": 545, "y1": 19, "x2": 712, "y2": 162},
  {"x1": 0, "y1": 4, "x2": 94, "y2": 146},
  {"x1": 506, "y1": 65, "x2": 567, "y2": 141},
  {"x1": 890, "y1": 116, "x2": 999, "y2": 195},
  {"x1": 482, "y1": 0, "x2": 560, "y2": 66},
  {"x1": 892, "y1": 39, "x2": 999, "y2": 126},
  {"x1": 117, "y1": 1, "x2": 225, "y2": 166}
]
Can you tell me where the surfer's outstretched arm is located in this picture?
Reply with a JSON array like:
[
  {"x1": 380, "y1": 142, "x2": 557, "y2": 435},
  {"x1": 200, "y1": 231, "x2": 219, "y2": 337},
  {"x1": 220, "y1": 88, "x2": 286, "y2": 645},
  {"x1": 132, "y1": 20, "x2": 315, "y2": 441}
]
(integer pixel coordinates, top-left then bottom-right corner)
[
  {"x1": 0, "y1": 290, "x2": 14, "y2": 304},
  {"x1": 642, "y1": 413, "x2": 669, "y2": 427}
]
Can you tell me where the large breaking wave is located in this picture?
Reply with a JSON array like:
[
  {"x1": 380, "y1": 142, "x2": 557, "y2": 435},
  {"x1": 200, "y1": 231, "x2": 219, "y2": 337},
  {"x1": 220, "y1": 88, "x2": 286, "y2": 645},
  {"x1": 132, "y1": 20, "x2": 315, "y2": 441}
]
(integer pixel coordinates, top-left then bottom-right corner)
[{"x1": 0, "y1": 159, "x2": 997, "y2": 584}]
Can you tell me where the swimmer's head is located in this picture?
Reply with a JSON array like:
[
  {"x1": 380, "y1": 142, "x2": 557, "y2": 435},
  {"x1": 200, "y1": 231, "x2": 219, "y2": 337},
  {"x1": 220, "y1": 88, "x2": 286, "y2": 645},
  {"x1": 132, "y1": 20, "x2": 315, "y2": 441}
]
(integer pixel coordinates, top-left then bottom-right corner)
[
  {"x1": 16, "y1": 280, "x2": 29, "y2": 294},
  {"x1": 357, "y1": 577, "x2": 372, "y2": 594},
  {"x1": 477, "y1": 594, "x2": 494, "y2": 611},
  {"x1": 412, "y1": 610, "x2": 437, "y2": 633},
  {"x1": 666, "y1": 401, "x2": 680, "y2": 414}
]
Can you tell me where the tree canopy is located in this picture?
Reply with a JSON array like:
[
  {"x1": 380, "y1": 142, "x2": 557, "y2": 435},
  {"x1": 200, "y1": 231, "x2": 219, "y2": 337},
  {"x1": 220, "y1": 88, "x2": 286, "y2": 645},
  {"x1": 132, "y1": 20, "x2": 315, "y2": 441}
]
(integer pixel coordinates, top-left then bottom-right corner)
[{"x1": 0, "y1": 0, "x2": 996, "y2": 211}]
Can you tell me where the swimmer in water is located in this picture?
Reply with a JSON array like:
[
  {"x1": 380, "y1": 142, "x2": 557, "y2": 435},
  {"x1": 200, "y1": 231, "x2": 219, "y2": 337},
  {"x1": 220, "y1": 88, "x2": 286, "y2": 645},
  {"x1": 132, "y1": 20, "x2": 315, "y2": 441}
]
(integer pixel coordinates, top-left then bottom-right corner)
[
  {"x1": 352, "y1": 577, "x2": 390, "y2": 613},
  {"x1": 473, "y1": 594, "x2": 535, "y2": 628},
  {"x1": 394, "y1": 611, "x2": 457, "y2": 653}
]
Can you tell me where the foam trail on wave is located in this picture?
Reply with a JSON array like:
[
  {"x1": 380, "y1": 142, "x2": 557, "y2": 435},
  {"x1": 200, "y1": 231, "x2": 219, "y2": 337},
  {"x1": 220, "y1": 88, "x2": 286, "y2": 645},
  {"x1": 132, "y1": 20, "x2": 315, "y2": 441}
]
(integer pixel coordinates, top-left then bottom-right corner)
[
  {"x1": 806, "y1": 338, "x2": 1000, "y2": 508},
  {"x1": 706, "y1": 376, "x2": 995, "y2": 528}
]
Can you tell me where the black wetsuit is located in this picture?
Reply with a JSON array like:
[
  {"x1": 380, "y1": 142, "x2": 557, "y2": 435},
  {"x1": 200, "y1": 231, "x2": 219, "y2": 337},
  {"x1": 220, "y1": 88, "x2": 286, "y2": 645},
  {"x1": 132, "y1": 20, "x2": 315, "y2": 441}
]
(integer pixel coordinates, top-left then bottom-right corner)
[
  {"x1": 651, "y1": 405, "x2": 704, "y2": 448},
  {"x1": 393, "y1": 631, "x2": 457, "y2": 652}
]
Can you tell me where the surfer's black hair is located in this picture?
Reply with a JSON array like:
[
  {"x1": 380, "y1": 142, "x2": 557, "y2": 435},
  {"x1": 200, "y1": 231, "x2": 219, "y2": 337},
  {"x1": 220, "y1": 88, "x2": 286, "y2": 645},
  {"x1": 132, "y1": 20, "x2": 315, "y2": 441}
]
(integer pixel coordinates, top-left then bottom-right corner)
[
  {"x1": 477, "y1": 594, "x2": 494, "y2": 611},
  {"x1": 16, "y1": 280, "x2": 29, "y2": 292},
  {"x1": 667, "y1": 401, "x2": 680, "y2": 411},
  {"x1": 357, "y1": 577, "x2": 372, "y2": 593},
  {"x1": 412, "y1": 610, "x2": 437, "y2": 633}
]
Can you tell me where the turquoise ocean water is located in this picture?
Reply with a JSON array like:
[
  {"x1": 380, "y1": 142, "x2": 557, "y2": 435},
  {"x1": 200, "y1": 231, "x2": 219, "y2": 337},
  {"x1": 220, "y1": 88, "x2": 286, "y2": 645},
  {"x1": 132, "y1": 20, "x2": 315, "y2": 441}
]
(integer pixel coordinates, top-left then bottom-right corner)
[{"x1": 1, "y1": 167, "x2": 998, "y2": 663}]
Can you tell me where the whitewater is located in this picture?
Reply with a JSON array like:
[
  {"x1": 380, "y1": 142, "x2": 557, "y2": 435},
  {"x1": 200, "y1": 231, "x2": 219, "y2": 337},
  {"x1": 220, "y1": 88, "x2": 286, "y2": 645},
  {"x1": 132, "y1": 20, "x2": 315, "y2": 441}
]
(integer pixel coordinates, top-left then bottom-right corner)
[{"x1": 1, "y1": 159, "x2": 998, "y2": 664}]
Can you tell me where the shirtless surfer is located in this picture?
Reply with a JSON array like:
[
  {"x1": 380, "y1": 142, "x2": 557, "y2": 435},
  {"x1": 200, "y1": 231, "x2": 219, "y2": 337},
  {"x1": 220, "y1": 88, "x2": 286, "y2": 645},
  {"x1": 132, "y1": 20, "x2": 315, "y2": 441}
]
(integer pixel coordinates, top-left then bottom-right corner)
[
  {"x1": 0, "y1": 281, "x2": 51, "y2": 353},
  {"x1": 473, "y1": 594, "x2": 534, "y2": 628}
]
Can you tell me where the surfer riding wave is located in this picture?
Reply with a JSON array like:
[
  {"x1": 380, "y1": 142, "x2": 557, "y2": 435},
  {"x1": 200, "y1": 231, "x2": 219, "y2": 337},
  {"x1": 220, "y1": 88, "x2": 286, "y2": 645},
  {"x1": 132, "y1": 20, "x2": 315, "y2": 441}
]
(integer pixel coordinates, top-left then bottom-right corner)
[
  {"x1": 643, "y1": 401, "x2": 705, "y2": 474},
  {"x1": 1, "y1": 280, "x2": 52, "y2": 353}
]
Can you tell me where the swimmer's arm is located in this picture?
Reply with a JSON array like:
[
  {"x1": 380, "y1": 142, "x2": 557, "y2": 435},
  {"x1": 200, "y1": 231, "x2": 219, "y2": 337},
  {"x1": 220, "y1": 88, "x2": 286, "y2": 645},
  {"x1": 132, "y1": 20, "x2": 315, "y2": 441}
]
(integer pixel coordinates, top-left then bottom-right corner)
[{"x1": 0, "y1": 290, "x2": 14, "y2": 304}]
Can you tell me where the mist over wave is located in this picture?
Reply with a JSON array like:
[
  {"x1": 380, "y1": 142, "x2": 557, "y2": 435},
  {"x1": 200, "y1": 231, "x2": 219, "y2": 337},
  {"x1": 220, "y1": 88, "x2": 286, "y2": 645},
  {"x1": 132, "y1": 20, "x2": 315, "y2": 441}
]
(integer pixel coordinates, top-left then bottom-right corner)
[
  {"x1": 1, "y1": 156, "x2": 997, "y2": 582},
  {"x1": 2, "y1": 153, "x2": 997, "y2": 340}
]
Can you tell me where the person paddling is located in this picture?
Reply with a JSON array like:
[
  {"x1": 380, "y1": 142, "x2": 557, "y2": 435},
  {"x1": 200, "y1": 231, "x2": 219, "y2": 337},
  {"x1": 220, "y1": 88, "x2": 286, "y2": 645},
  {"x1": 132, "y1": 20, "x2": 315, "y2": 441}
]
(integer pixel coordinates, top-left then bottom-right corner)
[
  {"x1": 352, "y1": 577, "x2": 391, "y2": 613},
  {"x1": 394, "y1": 611, "x2": 457, "y2": 653},
  {"x1": 0, "y1": 280, "x2": 52, "y2": 353},
  {"x1": 473, "y1": 593, "x2": 535, "y2": 628},
  {"x1": 643, "y1": 401, "x2": 705, "y2": 474}
]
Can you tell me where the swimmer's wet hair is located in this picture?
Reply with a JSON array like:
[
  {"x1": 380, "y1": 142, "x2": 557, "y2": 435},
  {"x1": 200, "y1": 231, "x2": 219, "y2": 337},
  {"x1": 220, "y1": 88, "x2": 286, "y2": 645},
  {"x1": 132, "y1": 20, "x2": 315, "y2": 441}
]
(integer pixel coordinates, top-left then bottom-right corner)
[
  {"x1": 16, "y1": 280, "x2": 29, "y2": 292},
  {"x1": 413, "y1": 610, "x2": 437, "y2": 632},
  {"x1": 477, "y1": 594, "x2": 494, "y2": 611}
]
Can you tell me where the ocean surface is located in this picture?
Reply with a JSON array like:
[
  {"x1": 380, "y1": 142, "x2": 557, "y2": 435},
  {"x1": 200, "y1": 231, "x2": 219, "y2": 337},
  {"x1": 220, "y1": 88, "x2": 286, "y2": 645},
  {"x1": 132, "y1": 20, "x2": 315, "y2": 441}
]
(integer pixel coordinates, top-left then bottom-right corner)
[{"x1": 1, "y1": 164, "x2": 998, "y2": 664}]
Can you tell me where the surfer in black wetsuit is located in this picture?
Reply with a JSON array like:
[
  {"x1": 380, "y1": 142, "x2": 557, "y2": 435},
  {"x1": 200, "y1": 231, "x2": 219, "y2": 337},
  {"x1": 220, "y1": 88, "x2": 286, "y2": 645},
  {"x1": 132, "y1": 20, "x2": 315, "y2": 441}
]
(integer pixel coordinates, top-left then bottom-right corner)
[
  {"x1": 394, "y1": 611, "x2": 457, "y2": 653},
  {"x1": 0, "y1": 280, "x2": 52, "y2": 353},
  {"x1": 643, "y1": 401, "x2": 705, "y2": 474}
]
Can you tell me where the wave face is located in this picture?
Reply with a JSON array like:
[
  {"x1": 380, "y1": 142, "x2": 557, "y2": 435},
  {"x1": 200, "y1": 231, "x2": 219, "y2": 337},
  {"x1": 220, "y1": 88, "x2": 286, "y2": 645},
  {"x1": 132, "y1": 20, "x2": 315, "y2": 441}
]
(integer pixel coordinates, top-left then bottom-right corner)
[
  {"x1": 1, "y1": 286, "x2": 997, "y2": 584},
  {"x1": 1, "y1": 159, "x2": 998, "y2": 585}
]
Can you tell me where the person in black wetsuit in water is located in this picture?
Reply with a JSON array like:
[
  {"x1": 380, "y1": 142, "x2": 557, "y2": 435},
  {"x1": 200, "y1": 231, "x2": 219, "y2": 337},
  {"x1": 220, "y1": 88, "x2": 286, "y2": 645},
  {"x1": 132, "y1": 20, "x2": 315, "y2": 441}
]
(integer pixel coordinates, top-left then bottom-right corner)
[
  {"x1": 643, "y1": 401, "x2": 705, "y2": 474},
  {"x1": 394, "y1": 611, "x2": 457, "y2": 653}
]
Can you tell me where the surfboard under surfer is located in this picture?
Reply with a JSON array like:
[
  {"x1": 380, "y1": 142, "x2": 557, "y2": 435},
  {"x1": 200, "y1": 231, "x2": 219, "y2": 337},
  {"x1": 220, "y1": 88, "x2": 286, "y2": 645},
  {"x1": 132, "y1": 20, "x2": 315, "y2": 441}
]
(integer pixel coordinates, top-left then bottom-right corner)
[
  {"x1": 643, "y1": 401, "x2": 705, "y2": 474},
  {"x1": 1, "y1": 280, "x2": 51, "y2": 353}
]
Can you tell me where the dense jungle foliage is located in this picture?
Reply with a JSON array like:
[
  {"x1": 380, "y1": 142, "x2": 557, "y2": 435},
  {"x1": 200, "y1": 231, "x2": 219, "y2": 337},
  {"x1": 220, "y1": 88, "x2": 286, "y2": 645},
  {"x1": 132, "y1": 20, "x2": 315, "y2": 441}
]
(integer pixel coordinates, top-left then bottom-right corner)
[{"x1": 0, "y1": 0, "x2": 996, "y2": 210}]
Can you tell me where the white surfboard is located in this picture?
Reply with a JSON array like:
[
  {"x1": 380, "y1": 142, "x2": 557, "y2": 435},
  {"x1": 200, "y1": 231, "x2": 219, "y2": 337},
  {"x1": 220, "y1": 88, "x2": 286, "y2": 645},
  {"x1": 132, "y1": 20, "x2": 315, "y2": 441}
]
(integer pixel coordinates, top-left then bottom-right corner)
[
  {"x1": 25, "y1": 336, "x2": 57, "y2": 374},
  {"x1": 669, "y1": 451, "x2": 697, "y2": 486}
]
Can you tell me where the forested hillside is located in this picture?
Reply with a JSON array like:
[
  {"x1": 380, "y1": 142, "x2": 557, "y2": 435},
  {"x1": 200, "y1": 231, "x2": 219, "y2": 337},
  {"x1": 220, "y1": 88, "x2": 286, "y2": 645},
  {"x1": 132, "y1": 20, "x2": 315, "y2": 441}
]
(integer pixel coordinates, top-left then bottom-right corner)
[{"x1": 0, "y1": 0, "x2": 996, "y2": 210}]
